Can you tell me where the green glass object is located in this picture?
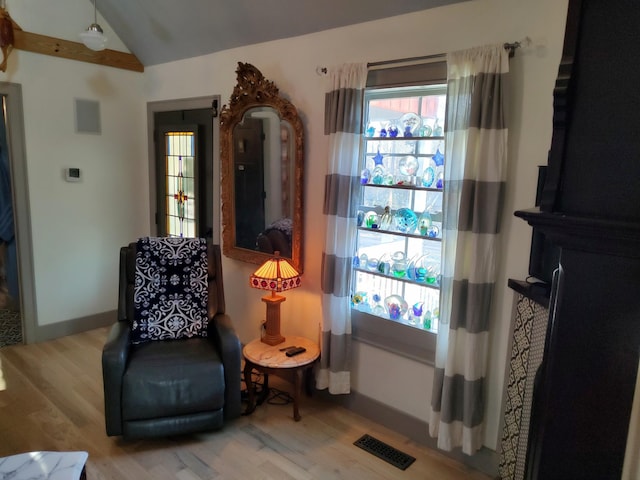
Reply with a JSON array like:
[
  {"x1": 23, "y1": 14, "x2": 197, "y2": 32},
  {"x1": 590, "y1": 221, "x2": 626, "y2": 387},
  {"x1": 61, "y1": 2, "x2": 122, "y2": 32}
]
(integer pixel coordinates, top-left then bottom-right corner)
[
  {"x1": 418, "y1": 211, "x2": 433, "y2": 235},
  {"x1": 377, "y1": 253, "x2": 390, "y2": 275},
  {"x1": 423, "y1": 311, "x2": 432, "y2": 330},
  {"x1": 391, "y1": 251, "x2": 407, "y2": 278},
  {"x1": 425, "y1": 259, "x2": 440, "y2": 284},
  {"x1": 365, "y1": 210, "x2": 380, "y2": 229}
]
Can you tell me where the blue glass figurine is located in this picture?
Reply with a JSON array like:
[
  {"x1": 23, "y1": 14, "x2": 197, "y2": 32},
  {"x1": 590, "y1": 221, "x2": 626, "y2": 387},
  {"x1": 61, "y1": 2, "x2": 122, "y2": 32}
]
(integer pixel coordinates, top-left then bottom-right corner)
[
  {"x1": 432, "y1": 148, "x2": 444, "y2": 166},
  {"x1": 409, "y1": 302, "x2": 424, "y2": 326},
  {"x1": 360, "y1": 167, "x2": 371, "y2": 184},
  {"x1": 371, "y1": 149, "x2": 386, "y2": 185},
  {"x1": 366, "y1": 124, "x2": 376, "y2": 137}
]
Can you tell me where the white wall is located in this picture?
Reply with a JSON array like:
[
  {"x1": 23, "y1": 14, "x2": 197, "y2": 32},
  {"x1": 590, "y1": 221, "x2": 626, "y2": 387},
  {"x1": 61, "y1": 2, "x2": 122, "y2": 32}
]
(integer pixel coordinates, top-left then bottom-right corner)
[
  {"x1": 146, "y1": 0, "x2": 570, "y2": 452},
  {"x1": 3, "y1": 0, "x2": 148, "y2": 326}
]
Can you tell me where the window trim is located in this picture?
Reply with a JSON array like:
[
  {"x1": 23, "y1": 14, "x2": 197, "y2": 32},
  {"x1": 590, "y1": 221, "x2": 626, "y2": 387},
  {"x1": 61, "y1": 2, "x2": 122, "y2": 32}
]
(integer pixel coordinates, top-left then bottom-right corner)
[
  {"x1": 352, "y1": 73, "x2": 447, "y2": 365},
  {"x1": 352, "y1": 309, "x2": 437, "y2": 365}
]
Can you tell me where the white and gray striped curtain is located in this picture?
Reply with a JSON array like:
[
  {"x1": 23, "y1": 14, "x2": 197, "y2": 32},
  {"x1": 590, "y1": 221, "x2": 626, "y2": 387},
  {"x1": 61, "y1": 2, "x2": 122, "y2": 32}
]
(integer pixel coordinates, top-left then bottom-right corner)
[
  {"x1": 317, "y1": 63, "x2": 367, "y2": 394},
  {"x1": 429, "y1": 44, "x2": 509, "y2": 455}
]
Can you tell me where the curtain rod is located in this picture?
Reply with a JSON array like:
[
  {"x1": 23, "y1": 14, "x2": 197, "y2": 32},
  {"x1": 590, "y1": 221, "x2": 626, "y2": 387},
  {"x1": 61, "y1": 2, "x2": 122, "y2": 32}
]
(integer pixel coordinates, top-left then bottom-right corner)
[
  {"x1": 316, "y1": 37, "x2": 531, "y2": 75},
  {"x1": 368, "y1": 52, "x2": 445, "y2": 68}
]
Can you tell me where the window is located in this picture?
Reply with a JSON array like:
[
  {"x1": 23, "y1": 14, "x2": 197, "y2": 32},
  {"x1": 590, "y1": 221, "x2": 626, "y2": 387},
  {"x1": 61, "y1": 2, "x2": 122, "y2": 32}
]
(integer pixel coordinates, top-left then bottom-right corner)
[
  {"x1": 351, "y1": 70, "x2": 447, "y2": 364},
  {"x1": 164, "y1": 131, "x2": 197, "y2": 237}
]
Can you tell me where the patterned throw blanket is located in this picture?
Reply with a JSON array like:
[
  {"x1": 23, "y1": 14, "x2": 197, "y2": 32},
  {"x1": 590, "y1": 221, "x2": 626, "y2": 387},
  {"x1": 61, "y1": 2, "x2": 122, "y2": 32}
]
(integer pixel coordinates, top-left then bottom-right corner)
[{"x1": 132, "y1": 237, "x2": 208, "y2": 344}]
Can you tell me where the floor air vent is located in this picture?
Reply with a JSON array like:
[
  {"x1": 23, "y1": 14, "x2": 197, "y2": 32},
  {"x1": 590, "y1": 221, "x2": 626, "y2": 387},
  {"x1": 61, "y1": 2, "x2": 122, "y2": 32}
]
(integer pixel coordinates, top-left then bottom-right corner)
[{"x1": 353, "y1": 434, "x2": 416, "y2": 470}]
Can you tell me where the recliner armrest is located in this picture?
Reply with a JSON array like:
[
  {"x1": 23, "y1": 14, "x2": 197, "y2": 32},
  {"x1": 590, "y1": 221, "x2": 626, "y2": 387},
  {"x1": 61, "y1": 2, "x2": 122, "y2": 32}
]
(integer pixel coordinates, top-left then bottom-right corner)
[
  {"x1": 102, "y1": 320, "x2": 131, "y2": 436},
  {"x1": 209, "y1": 313, "x2": 242, "y2": 419}
]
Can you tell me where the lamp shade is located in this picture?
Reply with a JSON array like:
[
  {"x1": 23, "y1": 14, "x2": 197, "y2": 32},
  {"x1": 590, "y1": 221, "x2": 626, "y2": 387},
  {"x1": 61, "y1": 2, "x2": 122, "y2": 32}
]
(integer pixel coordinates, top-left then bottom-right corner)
[
  {"x1": 79, "y1": 0, "x2": 107, "y2": 51},
  {"x1": 249, "y1": 252, "x2": 301, "y2": 293},
  {"x1": 79, "y1": 25, "x2": 107, "y2": 51}
]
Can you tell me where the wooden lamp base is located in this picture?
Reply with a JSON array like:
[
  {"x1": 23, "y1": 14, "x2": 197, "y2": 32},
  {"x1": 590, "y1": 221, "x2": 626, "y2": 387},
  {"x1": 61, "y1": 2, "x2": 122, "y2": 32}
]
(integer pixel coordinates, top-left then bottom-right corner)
[{"x1": 261, "y1": 292, "x2": 286, "y2": 345}]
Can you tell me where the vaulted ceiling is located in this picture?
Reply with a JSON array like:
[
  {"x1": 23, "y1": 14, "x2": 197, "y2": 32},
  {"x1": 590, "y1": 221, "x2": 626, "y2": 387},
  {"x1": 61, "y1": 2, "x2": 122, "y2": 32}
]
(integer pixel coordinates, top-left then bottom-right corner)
[{"x1": 95, "y1": 0, "x2": 470, "y2": 67}]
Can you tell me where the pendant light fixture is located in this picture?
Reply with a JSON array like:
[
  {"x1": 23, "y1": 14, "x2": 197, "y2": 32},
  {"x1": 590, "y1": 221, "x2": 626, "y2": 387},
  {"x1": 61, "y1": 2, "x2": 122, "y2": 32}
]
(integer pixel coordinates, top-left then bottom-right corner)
[{"x1": 79, "y1": 0, "x2": 107, "y2": 51}]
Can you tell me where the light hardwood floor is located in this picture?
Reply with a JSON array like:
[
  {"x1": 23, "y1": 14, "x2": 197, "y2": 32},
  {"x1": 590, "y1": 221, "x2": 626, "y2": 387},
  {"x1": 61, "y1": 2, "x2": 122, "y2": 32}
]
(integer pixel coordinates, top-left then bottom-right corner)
[{"x1": 0, "y1": 327, "x2": 492, "y2": 480}]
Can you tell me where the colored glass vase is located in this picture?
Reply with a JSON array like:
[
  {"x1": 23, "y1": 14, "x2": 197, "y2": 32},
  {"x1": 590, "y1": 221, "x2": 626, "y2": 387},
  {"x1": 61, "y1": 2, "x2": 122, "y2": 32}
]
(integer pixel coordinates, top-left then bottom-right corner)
[
  {"x1": 408, "y1": 302, "x2": 424, "y2": 326},
  {"x1": 386, "y1": 121, "x2": 399, "y2": 138},
  {"x1": 411, "y1": 255, "x2": 430, "y2": 282},
  {"x1": 391, "y1": 251, "x2": 407, "y2": 278}
]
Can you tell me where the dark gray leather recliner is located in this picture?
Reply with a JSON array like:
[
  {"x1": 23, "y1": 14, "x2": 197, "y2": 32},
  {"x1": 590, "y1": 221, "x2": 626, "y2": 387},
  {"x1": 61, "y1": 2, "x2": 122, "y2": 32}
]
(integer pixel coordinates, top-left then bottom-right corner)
[{"x1": 102, "y1": 242, "x2": 241, "y2": 438}]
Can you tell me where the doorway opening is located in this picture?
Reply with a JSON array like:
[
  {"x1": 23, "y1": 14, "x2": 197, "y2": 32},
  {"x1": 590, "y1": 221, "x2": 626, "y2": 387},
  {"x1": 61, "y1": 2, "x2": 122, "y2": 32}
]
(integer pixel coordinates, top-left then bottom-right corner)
[
  {"x1": 0, "y1": 82, "x2": 36, "y2": 347},
  {"x1": 0, "y1": 93, "x2": 20, "y2": 347}
]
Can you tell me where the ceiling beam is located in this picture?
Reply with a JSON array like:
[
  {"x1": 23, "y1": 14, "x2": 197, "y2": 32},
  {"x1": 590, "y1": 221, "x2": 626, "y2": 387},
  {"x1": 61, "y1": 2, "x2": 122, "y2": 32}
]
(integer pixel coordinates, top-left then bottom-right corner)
[{"x1": 11, "y1": 24, "x2": 144, "y2": 72}]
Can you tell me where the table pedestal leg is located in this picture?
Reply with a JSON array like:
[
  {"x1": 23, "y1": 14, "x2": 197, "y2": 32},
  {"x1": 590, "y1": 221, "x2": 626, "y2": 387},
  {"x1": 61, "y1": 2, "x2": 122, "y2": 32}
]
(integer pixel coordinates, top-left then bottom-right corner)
[
  {"x1": 243, "y1": 361, "x2": 256, "y2": 416},
  {"x1": 258, "y1": 373, "x2": 270, "y2": 405},
  {"x1": 293, "y1": 368, "x2": 303, "y2": 421}
]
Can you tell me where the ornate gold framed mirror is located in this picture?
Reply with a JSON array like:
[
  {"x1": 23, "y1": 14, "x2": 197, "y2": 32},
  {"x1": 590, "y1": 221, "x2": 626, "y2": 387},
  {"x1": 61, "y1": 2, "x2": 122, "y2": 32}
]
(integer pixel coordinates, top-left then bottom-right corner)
[{"x1": 220, "y1": 63, "x2": 304, "y2": 272}]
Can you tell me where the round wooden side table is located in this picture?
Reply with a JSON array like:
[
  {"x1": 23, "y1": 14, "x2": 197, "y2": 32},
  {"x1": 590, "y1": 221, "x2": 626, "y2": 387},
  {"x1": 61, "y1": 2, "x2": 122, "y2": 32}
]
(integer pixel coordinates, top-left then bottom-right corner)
[{"x1": 243, "y1": 336, "x2": 319, "y2": 421}]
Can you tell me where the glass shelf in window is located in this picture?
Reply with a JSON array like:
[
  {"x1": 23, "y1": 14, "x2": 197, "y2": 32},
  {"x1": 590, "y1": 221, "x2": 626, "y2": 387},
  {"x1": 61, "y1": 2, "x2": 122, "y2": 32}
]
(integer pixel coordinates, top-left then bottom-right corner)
[
  {"x1": 363, "y1": 182, "x2": 443, "y2": 193},
  {"x1": 364, "y1": 136, "x2": 445, "y2": 141},
  {"x1": 355, "y1": 230, "x2": 442, "y2": 272},
  {"x1": 357, "y1": 225, "x2": 442, "y2": 241},
  {"x1": 352, "y1": 268, "x2": 441, "y2": 330},
  {"x1": 362, "y1": 140, "x2": 445, "y2": 190},
  {"x1": 352, "y1": 266, "x2": 441, "y2": 291}
]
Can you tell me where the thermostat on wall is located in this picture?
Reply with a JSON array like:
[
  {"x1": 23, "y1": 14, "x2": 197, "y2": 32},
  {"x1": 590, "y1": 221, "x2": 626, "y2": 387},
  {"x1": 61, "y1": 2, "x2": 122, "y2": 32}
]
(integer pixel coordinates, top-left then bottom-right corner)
[{"x1": 65, "y1": 167, "x2": 82, "y2": 182}]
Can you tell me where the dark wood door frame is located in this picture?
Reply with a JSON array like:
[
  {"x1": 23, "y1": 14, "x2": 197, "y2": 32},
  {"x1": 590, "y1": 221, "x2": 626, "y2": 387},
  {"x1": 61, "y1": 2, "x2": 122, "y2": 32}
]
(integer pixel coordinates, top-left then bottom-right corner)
[{"x1": 146, "y1": 96, "x2": 221, "y2": 242}]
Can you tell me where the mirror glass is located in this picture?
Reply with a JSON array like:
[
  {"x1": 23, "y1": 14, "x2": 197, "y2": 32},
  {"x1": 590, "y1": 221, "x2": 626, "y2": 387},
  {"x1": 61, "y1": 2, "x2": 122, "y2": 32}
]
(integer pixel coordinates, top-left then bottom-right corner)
[{"x1": 221, "y1": 63, "x2": 304, "y2": 272}]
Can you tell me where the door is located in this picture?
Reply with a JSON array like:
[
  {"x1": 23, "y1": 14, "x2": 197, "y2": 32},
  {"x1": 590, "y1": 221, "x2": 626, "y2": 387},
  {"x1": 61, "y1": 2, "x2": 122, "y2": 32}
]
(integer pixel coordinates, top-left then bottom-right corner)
[{"x1": 154, "y1": 108, "x2": 214, "y2": 238}]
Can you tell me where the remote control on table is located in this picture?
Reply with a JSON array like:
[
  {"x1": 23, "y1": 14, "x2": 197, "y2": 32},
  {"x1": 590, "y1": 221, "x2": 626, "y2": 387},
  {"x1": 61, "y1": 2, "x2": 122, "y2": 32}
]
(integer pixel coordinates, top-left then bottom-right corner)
[{"x1": 285, "y1": 346, "x2": 307, "y2": 357}]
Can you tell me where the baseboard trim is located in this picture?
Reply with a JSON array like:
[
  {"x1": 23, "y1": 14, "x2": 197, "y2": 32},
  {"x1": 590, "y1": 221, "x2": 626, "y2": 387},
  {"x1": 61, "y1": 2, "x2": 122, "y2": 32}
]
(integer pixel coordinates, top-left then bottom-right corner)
[
  {"x1": 34, "y1": 310, "x2": 115, "y2": 343},
  {"x1": 318, "y1": 389, "x2": 499, "y2": 478}
]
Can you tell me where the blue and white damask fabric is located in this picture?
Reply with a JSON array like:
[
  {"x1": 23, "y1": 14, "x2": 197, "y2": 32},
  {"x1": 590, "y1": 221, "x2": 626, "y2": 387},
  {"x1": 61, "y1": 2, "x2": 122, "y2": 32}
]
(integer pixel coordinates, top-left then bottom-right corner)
[{"x1": 132, "y1": 237, "x2": 208, "y2": 344}]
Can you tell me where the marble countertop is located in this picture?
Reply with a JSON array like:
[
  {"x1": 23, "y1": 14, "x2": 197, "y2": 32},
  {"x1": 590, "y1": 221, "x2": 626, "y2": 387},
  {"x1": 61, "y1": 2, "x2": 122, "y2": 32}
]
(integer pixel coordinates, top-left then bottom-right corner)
[
  {"x1": 0, "y1": 451, "x2": 88, "y2": 480},
  {"x1": 243, "y1": 336, "x2": 319, "y2": 368}
]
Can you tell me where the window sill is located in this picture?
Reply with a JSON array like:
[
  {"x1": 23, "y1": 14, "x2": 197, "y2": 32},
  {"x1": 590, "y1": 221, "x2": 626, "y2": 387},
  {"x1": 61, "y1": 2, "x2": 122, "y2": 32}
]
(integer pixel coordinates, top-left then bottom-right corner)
[{"x1": 351, "y1": 308, "x2": 436, "y2": 365}]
